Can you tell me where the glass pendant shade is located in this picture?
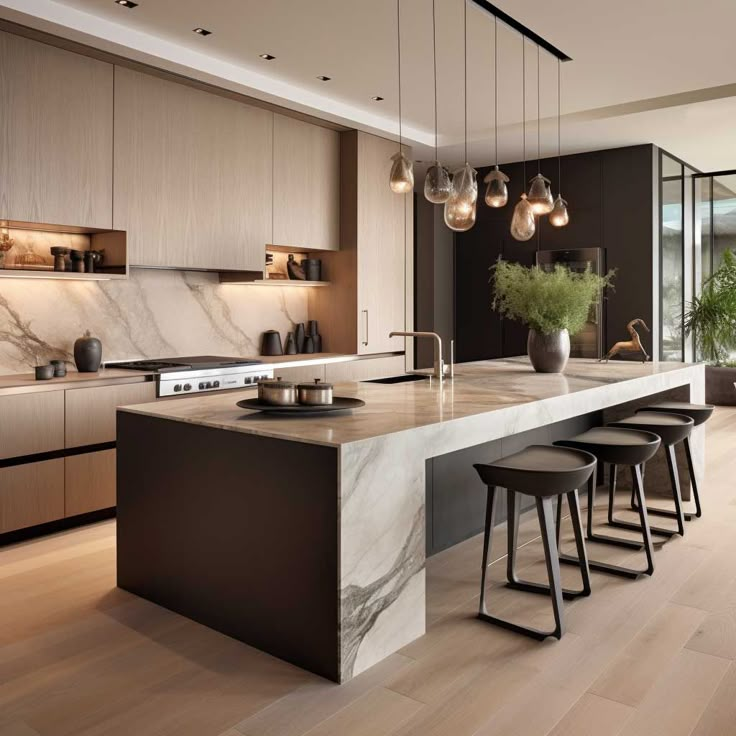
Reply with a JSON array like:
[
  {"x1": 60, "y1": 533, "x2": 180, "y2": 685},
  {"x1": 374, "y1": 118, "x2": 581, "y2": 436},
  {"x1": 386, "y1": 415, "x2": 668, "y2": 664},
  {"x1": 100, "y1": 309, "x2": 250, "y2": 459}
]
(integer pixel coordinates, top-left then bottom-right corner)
[
  {"x1": 444, "y1": 164, "x2": 477, "y2": 232},
  {"x1": 510, "y1": 193, "x2": 536, "y2": 241},
  {"x1": 527, "y1": 174, "x2": 554, "y2": 215},
  {"x1": 389, "y1": 151, "x2": 414, "y2": 194},
  {"x1": 483, "y1": 166, "x2": 510, "y2": 208},
  {"x1": 424, "y1": 162, "x2": 452, "y2": 203},
  {"x1": 549, "y1": 195, "x2": 569, "y2": 227}
]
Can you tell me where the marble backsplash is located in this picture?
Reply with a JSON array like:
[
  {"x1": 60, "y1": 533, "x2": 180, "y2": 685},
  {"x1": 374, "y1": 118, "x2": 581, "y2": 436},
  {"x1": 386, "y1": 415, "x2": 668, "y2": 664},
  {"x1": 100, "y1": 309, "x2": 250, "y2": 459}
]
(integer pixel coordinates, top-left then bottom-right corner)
[{"x1": 0, "y1": 268, "x2": 308, "y2": 374}]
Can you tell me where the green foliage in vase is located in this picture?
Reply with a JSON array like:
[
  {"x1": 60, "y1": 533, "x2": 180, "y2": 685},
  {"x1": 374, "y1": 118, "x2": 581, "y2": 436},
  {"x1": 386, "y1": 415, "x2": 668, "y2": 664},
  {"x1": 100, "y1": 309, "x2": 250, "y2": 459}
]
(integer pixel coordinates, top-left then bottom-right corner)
[
  {"x1": 684, "y1": 249, "x2": 736, "y2": 366},
  {"x1": 490, "y1": 260, "x2": 615, "y2": 337}
]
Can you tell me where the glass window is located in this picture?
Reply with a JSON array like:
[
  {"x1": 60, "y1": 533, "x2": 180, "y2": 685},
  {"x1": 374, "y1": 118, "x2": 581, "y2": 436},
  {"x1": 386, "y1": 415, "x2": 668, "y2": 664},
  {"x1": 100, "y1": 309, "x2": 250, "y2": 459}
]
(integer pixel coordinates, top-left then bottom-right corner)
[
  {"x1": 712, "y1": 174, "x2": 736, "y2": 272},
  {"x1": 661, "y1": 153, "x2": 683, "y2": 361}
]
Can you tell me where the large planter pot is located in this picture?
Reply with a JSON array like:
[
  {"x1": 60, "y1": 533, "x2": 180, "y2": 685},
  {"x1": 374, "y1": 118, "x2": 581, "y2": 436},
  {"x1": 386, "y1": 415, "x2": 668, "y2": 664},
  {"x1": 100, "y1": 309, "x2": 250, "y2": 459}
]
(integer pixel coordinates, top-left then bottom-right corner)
[
  {"x1": 527, "y1": 328, "x2": 570, "y2": 373},
  {"x1": 705, "y1": 365, "x2": 736, "y2": 405}
]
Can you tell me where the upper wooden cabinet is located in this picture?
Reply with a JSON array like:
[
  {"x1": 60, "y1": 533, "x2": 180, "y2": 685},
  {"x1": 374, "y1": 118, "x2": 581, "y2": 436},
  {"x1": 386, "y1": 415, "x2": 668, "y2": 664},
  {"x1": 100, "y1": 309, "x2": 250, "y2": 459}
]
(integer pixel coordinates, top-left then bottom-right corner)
[
  {"x1": 309, "y1": 131, "x2": 411, "y2": 356},
  {"x1": 0, "y1": 31, "x2": 113, "y2": 228},
  {"x1": 113, "y1": 67, "x2": 272, "y2": 271},
  {"x1": 272, "y1": 115, "x2": 340, "y2": 251}
]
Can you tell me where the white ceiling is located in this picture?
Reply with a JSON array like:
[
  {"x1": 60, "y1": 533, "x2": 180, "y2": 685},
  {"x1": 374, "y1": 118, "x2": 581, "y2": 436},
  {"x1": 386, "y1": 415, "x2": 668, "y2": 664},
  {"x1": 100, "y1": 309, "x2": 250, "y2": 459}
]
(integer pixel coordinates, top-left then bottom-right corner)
[{"x1": 3, "y1": 0, "x2": 736, "y2": 172}]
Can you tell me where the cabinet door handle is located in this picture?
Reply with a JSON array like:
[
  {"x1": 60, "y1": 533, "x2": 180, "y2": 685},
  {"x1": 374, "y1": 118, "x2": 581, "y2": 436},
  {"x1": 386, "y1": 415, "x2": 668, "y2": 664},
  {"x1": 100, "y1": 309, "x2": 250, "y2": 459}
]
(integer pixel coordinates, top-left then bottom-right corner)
[{"x1": 361, "y1": 309, "x2": 369, "y2": 346}]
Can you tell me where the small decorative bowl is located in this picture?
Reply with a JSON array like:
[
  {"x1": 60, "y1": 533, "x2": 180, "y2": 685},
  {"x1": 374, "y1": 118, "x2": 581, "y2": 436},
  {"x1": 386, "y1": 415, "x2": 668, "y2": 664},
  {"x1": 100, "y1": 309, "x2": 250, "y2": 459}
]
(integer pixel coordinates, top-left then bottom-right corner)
[{"x1": 35, "y1": 364, "x2": 55, "y2": 380}]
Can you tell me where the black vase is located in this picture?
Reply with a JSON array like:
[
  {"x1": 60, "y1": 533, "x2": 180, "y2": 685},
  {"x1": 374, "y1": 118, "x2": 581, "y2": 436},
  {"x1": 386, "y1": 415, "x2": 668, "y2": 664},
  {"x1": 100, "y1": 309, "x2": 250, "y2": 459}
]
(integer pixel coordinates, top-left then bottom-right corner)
[
  {"x1": 284, "y1": 332, "x2": 297, "y2": 355},
  {"x1": 260, "y1": 330, "x2": 283, "y2": 356},
  {"x1": 307, "y1": 320, "x2": 319, "y2": 336},
  {"x1": 74, "y1": 332, "x2": 102, "y2": 372},
  {"x1": 294, "y1": 323, "x2": 306, "y2": 352}
]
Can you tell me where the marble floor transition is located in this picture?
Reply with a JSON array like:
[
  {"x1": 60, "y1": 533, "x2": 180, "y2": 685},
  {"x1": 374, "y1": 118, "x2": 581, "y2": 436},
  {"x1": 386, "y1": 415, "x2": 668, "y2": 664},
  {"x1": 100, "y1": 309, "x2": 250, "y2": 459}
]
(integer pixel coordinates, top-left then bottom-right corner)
[{"x1": 1, "y1": 407, "x2": 736, "y2": 736}]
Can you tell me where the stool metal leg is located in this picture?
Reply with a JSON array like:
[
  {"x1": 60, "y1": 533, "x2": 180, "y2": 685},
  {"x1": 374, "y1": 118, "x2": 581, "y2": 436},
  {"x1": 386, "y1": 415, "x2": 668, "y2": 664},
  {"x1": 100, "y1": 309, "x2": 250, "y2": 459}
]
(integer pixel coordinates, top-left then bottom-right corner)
[
  {"x1": 506, "y1": 489, "x2": 586, "y2": 601},
  {"x1": 478, "y1": 485, "x2": 498, "y2": 618},
  {"x1": 631, "y1": 439, "x2": 700, "y2": 522},
  {"x1": 560, "y1": 469, "x2": 655, "y2": 578},
  {"x1": 478, "y1": 489, "x2": 573, "y2": 640}
]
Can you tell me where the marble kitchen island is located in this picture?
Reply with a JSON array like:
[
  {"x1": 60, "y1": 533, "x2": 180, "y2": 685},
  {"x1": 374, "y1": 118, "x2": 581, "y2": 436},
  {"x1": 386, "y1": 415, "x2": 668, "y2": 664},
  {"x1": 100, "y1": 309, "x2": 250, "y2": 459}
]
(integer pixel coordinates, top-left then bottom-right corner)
[{"x1": 116, "y1": 358, "x2": 705, "y2": 682}]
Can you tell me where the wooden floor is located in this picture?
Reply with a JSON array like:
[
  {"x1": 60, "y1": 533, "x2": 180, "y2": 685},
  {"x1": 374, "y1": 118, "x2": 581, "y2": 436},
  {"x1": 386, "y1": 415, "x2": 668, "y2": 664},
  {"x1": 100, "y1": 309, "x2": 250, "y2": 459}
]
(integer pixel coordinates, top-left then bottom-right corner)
[{"x1": 2, "y1": 408, "x2": 736, "y2": 736}]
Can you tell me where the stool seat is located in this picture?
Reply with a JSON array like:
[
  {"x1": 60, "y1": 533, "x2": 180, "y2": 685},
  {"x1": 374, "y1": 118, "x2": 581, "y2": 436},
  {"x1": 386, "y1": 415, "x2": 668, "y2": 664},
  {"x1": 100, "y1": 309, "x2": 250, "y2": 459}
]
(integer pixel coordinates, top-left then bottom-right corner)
[
  {"x1": 640, "y1": 401, "x2": 714, "y2": 427},
  {"x1": 474, "y1": 445, "x2": 596, "y2": 497},
  {"x1": 610, "y1": 411, "x2": 693, "y2": 446},
  {"x1": 556, "y1": 427, "x2": 661, "y2": 466}
]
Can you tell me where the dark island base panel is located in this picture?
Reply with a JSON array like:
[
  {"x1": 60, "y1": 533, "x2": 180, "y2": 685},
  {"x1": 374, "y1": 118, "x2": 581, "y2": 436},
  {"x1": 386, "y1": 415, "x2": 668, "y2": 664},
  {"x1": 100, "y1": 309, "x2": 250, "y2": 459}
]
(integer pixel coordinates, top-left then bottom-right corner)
[
  {"x1": 0, "y1": 508, "x2": 115, "y2": 547},
  {"x1": 116, "y1": 413, "x2": 340, "y2": 681},
  {"x1": 426, "y1": 384, "x2": 694, "y2": 557}
]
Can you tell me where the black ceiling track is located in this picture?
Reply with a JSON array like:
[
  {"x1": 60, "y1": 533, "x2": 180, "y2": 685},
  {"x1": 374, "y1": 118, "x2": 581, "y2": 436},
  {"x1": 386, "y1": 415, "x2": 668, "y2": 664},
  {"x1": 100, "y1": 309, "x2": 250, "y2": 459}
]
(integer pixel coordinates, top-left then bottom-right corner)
[{"x1": 469, "y1": 0, "x2": 572, "y2": 61}]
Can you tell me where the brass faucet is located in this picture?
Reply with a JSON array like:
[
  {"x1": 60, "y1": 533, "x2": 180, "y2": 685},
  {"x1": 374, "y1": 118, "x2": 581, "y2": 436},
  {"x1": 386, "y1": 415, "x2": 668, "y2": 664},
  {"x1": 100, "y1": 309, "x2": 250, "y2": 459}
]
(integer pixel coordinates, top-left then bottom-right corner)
[{"x1": 388, "y1": 331, "x2": 453, "y2": 381}]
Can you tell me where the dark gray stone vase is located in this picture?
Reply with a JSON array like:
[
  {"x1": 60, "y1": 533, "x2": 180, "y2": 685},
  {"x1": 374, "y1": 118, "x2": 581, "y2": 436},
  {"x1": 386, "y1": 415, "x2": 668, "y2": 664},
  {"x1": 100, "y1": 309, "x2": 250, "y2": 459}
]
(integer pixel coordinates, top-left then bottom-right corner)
[
  {"x1": 74, "y1": 332, "x2": 102, "y2": 373},
  {"x1": 527, "y1": 328, "x2": 570, "y2": 373}
]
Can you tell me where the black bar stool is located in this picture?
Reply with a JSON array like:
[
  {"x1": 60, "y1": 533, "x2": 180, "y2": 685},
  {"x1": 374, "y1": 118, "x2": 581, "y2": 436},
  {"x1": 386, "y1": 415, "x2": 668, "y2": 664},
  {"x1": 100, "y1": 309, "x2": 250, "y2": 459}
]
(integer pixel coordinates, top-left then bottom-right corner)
[
  {"x1": 553, "y1": 427, "x2": 661, "y2": 578},
  {"x1": 608, "y1": 411, "x2": 694, "y2": 537},
  {"x1": 474, "y1": 445, "x2": 596, "y2": 641},
  {"x1": 632, "y1": 401, "x2": 713, "y2": 520}
]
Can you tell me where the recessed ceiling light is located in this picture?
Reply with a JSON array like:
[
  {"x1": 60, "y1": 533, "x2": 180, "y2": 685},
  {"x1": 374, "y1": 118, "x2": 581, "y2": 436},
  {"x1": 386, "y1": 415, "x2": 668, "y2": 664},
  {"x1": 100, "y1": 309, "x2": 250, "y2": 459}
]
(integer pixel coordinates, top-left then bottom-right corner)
[
  {"x1": 317, "y1": 75, "x2": 331, "y2": 82},
  {"x1": 193, "y1": 27, "x2": 212, "y2": 36},
  {"x1": 371, "y1": 96, "x2": 384, "y2": 101},
  {"x1": 115, "y1": 0, "x2": 138, "y2": 7},
  {"x1": 259, "y1": 53, "x2": 276, "y2": 60}
]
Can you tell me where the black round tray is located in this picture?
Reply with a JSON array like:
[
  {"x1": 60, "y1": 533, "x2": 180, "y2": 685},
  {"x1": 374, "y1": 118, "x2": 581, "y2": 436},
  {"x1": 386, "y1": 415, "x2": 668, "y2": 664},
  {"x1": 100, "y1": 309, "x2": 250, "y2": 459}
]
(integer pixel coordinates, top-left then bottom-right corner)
[{"x1": 237, "y1": 397, "x2": 365, "y2": 415}]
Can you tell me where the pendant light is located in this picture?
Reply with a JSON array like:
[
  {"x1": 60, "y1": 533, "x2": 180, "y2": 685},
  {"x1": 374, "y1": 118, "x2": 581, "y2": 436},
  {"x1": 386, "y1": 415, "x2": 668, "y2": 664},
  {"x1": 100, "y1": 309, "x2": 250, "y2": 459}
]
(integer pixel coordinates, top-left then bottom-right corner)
[
  {"x1": 527, "y1": 44, "x2": 554, "y2": 215},
  {"x1": 424, "y1": 0, "x2": 452, "y2": 203},
  {"x1": 484, "y1": 16, "x2": 509, "y2": 208},
  {"x1": 389, "y1": 0, "x2": 414, "y2": 194},
  {"x1": 549, "y1": 57, "x2": 570, "y2": 227},
  {"x1": 444, "y1": 0, "x2": 477, "y2": 232},
  {"x1": 510, "y1": 36, "x2": 535, "y2": 241}
]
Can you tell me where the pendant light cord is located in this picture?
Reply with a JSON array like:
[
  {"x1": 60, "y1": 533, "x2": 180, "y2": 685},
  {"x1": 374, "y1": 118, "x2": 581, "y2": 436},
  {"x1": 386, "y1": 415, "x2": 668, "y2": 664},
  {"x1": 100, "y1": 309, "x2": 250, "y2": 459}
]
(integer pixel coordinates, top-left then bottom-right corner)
[
  {"x1": 397, "y1": 0, "x2": 403, "y2": 150},
  {"x1": 493, "y1": 16, "x2": 498, "y2": 166},
  {"x1": 522, "y1": 35, "x2": 526, "y2": 186},
  {"x1": 557, "y1": 57, "x2": 562, "y2": 194},
  {"x1": 537, "y1": 44, "x2": 541, "y2": 175},
  {"x1": 463, "y1": 0, "x2": 468, "y2": 164},
  {"x1": 432, "y1": 0, "x2": 438, "y2": 161}
]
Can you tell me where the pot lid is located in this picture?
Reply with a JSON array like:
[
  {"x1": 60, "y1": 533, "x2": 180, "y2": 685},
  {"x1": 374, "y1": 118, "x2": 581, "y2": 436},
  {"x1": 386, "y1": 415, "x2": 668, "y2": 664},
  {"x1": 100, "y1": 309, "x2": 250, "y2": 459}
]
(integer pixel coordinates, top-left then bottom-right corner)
[
  {"x1": 259, "y1": 377, "x2": 296, "y2": 388},
  {"x1": 297, "y1": 378, "x2": 333, "y2": 390}
]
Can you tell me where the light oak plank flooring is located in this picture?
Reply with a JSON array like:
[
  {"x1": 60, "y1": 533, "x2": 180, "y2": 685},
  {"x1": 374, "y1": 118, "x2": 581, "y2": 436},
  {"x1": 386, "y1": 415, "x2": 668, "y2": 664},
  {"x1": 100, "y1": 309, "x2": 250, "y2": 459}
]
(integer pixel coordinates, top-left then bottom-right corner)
[{"x1": 0, "y1": 407, "x2": 734, "y2": 736}]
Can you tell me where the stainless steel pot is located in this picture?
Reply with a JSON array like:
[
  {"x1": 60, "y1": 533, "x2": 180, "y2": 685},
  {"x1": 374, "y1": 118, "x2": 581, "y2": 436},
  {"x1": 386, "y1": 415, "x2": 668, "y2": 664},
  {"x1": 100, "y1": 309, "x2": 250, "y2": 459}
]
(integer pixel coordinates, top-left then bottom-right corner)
[
  {"x1": 258, "y1": 377, "x2": 297, "y2": 405},
  {"x1": 297, "y1": 378, "x2": 333, "y2": 406}
]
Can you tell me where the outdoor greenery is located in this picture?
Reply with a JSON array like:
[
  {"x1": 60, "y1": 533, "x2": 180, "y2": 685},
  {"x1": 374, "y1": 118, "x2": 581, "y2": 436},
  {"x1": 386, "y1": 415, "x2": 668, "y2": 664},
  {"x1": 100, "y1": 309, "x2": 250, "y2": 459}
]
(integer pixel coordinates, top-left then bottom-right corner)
[
  {"x1": 684, "y1": 249, "x2": 736, "y2": 366},
  {"x1": 490, "y1": 260, "x2": 615, "y2": 336}
]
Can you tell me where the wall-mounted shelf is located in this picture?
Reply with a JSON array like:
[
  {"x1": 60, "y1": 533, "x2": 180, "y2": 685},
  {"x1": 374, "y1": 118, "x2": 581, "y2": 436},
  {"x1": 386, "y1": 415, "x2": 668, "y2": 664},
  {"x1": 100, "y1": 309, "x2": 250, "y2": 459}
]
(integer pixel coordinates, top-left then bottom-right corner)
[
  {"x1": 219, "y1": 274, "x2": 329, "y2": 287},
  {"x1": 0, "y1": 219, "x2": 127, "y2": 280}
]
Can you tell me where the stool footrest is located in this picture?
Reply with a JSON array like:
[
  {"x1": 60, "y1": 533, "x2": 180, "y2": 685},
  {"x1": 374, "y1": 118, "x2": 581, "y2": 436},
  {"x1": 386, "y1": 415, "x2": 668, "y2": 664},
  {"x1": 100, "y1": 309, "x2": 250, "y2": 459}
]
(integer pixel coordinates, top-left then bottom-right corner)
[
  {"x1": 559, "y1": 552, "x2": 651, "y2": 579},
  {"x1": 608, "y1": 518, "x2": 679, "y2": 537},
  {"x1": 632, "y1": 503, "x2": 696, "y2": 522},
  {"x1": 478, "y1": 612, "x2": 560, "y2": 641},
  {"x1": 587, "y1": 530, "x2": 647, "y2": 550},
  {"x1": 506, "y1": 579, "x2": 588, "y2": 601}
]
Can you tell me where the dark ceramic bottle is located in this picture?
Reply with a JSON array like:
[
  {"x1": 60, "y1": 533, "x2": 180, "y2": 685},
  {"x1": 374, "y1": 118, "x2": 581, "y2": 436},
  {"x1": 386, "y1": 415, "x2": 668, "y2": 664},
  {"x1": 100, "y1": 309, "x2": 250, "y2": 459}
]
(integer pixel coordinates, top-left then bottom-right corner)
[{"x1": 74, "y1": 331, "x2": 102, "y2": 372}]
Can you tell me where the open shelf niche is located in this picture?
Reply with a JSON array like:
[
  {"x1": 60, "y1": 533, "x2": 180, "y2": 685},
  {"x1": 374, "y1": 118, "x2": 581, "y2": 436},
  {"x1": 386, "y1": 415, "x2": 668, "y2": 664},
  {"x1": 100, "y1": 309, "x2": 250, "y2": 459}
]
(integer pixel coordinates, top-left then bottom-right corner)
[{"x1": 218, "y1": 244, "x2": 331, "y2": 286}]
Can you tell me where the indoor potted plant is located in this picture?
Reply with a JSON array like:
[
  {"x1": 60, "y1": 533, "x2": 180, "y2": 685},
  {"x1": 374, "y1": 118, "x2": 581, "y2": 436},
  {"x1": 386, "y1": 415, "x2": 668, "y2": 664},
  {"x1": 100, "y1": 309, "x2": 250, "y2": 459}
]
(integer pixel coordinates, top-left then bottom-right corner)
[
  {"x1": 491, "y1": 260, "x2": 614, "y2": 373},
  {"x1": 684, "y1": 249, "x2": 736, "y2": 405}
]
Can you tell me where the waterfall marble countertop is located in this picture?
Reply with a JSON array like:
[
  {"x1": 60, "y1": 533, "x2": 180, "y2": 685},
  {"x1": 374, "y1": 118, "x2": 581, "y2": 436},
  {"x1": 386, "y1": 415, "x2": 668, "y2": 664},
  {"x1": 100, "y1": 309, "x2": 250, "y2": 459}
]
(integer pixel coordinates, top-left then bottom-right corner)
[{"x1": 118, "y1": 357, "x2": 705, "y2": 449}]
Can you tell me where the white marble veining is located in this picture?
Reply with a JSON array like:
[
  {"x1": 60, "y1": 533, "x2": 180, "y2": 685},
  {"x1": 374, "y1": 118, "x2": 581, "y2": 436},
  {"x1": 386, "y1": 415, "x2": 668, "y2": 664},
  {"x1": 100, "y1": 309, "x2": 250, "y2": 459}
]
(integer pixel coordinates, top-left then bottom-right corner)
[
  {"x1": 0, "y1": 268, "x2": 308, "y2": 374},
  {"x1": 120, "y1": 358, "x2": 705, "y2": 681}
]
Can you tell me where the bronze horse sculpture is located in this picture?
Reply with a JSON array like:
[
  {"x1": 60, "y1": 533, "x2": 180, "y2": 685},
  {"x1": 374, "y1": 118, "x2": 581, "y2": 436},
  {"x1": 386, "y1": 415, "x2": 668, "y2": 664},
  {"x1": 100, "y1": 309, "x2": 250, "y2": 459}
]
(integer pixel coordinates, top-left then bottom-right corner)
[{"x1": 600, "y1": 318, "x2": 650, "y2": 363}]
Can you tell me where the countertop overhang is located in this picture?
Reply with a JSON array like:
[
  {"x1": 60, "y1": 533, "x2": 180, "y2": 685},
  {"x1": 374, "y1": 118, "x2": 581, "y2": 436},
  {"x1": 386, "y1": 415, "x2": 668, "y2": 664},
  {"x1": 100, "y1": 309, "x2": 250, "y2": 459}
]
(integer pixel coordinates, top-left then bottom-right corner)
[{"x1": 117, "y1": 358, "x2": 706, "y2": 448}]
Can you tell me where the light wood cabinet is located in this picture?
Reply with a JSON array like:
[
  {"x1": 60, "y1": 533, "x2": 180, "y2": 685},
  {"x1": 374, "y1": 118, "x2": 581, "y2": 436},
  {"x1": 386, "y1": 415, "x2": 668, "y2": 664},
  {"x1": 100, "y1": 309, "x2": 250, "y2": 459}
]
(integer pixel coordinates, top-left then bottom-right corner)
[
  {"x1": 65, "y1": 449, "x2": 116, "y2": 517},
  {"x1": 65, "y1": 381, "x2": 156, "y2": 448},
  {"x1": 309, "y1": 131, "x2": 411, "y2": 355},
  {"x1": 114, "y1": 67, "x2": 272, "y2": 271},
  {"x1": 0, "y1": 459, "x2": 64, "y2": 533},
  {"x1": 324, "y1": 355, "x2": 405, "y2": 383},
  {"x1": 272, "y1": 115, "x2": 340, "y2": 251},
  {"x1": 0, "y1": 31, "x2": 113, "y2": 228},
  {"x1": 0, "y1": 391, "x2": 65, "y2": 460}
]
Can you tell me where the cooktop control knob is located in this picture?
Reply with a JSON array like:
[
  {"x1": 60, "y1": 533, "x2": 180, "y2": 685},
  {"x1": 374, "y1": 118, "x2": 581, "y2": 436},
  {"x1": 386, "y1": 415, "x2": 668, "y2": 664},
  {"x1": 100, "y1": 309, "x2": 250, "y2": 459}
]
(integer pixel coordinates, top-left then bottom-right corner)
[{"x1": 183, "y1": 383, "x2": 192, "y2": 391}]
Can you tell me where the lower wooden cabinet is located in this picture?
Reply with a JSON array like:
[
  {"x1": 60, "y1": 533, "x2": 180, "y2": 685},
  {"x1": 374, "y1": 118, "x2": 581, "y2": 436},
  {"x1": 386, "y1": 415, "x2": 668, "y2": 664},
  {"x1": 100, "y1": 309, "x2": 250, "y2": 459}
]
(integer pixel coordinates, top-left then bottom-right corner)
[
  {"x1": 0, "y1": 459, "x2": 64, "y2": 533},
  {"x1": 65, "y1": 449, "x2": 116, "y2": 517}
]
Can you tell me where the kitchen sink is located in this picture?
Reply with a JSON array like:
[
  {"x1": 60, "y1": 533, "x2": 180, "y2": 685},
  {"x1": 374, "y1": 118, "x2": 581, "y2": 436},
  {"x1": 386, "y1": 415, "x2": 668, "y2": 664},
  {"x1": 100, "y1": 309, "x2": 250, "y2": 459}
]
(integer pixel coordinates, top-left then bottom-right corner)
[{"x1": 363, "y1": 374, "x2": 429, "y2": 384}]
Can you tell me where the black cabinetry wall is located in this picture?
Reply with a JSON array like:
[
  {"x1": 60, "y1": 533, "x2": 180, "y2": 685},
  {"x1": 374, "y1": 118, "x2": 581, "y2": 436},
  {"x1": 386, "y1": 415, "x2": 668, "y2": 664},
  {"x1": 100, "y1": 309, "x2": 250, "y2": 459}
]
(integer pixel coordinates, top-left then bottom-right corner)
[{"x1": 453, "y1": 144, "x2": 657, "y2": 362}]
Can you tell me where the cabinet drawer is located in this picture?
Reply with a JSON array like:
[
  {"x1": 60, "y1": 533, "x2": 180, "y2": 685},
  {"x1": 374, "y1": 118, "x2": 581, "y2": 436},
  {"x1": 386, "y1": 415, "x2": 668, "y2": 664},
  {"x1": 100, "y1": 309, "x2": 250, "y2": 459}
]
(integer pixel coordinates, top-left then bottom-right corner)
[
  {"x1": 65, "y1": 449, "x2": 116, "y2": 517},
  {"x1": 0, "y1": 391, "x2": 65, "y2": 460},
  {"x1": 324, "y1": 355, "x2": 405, "y2": 383},
  {"x1": 0, "y1": 459, "x2": 64, "y2": 533},
  {"x1": 65, "y1": 382, "x2": 156, "y2": 448}
]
